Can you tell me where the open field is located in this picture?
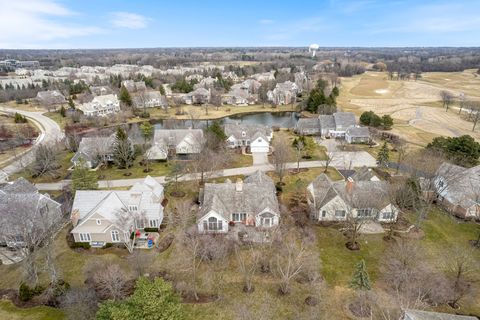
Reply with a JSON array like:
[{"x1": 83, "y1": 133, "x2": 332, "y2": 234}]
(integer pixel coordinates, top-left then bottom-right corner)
[{"x1": 338, "y1": 70, "x2": 480, "y2": 146}]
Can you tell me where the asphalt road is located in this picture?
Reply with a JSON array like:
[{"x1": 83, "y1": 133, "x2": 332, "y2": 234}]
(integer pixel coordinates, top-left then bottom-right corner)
[
  {"x1": 0, "y1": 106, "x2": 63, "y2": 176},
  {"x1": 35, "y1": 152, "x2": 377, "y2": 191}
]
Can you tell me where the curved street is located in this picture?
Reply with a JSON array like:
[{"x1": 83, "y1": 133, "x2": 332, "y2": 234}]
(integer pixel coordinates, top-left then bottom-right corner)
[{"x1": 0, "y1": 106, "x2": 63, "y2": 176}]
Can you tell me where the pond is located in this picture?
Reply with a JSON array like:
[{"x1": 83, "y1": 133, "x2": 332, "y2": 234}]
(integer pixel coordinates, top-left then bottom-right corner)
[{"x1": 153, "y1": 112, "x2": 299, "y2": 129}]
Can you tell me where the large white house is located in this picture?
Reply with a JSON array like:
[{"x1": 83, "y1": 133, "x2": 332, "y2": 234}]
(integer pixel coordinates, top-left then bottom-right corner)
[
  {"x1": 307, "y1": 174, "x2": 399, "y2": 223},
  {"x1": 224, "y1": 123, "x2": 272, "y2": 153},
  {"x1": 197, "y1": 171, "x2": 280, "y2": 233},
  {"x1": 70, "y1": 176, "x2": 164, "y2": 251},
  {"x1": 77, "y1": 94, "x2": 120, "y2": 117}
]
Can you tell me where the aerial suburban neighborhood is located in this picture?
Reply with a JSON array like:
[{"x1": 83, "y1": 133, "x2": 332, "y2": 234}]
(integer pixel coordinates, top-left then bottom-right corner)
[{"x1": 0, "y1": 1, "x2": 479, "y2": 320}]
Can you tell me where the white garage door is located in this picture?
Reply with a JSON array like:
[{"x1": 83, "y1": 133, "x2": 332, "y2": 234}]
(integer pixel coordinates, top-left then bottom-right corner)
[{"x1": 251, "y1": 145, "x2": 269, "y2": 153}]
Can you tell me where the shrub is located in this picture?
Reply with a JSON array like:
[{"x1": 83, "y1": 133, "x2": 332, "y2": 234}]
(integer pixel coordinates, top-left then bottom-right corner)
[
  {"x1": 19, "y1": 283, "x2": 34, "y2": 301},
  {"x1": 103, "y1": 243, "x2": 113, "y2": 249},
  {"x1": 71, "y1": 242, "x2": 91, "y2": 249},
  {"x1": 19, "y1": 283, "x2": 45, "y2": 301},
  {"x1": 144, "y1": 227, "x2": 159, "y2": 233},
  {"x1": 14, "y1": 112, "x2": 27, "y2": 123}
]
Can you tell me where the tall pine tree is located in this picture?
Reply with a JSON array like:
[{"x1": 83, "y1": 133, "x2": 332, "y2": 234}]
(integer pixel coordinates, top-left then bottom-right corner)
[
  {"x1": 376, "y1": 142, "x2": 390, "y2": 167},
  {"x1": 113, "y1": 127, "x2": 135, "y2": 169},
  {"x1": 349, "y1": 259, "x2": 371, "y2": 291}
]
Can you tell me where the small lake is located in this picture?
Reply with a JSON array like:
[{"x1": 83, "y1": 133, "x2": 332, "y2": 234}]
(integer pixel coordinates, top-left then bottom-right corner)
[{"x1": 153, "y1": 112, "x2": 299, "y2": 129}]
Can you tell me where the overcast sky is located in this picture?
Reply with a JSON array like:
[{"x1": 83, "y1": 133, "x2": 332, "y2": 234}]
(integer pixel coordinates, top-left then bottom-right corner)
[{"x1": 1, "y1": 0, "x2": 479, "y2": 49}]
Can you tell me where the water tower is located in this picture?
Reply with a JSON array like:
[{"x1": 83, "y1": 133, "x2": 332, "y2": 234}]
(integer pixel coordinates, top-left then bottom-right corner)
[{"x1": 308, "y1": 44, "x2": 319, "y2": 57}]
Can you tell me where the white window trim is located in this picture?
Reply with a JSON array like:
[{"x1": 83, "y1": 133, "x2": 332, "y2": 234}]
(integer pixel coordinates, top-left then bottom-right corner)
[
  {"x1": 79, "y1": 233, "x2": 91, "y2": 242},
  {"x1": 149, "y1": 219, "x2": 158, "y2": 228},
  {"x1": 111, "y1": 230, "x2": 120, "y2": 242},
  {"x1": 96, "y1": 219, "x2": 101, "y2": 225}
]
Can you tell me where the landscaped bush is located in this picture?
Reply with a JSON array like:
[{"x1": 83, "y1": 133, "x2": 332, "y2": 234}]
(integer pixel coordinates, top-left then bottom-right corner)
[
  {"x1": 71, "y1": 242, "x2": 91, "y2": 249},
  {"x1": 19, "y1": 283, "x2": 45, "y2": 302},
  {"x1": 103, "y1": 243, "x2": 113, "y2": 249},
  {"x1": 144, "y1": 227, "x2": 159, "y2": 233}
]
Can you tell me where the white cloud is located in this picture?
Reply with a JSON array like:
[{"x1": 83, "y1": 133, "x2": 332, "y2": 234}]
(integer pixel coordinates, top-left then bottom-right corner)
[
  {"x1": 110, "y1": 12, "x2": 150, "y2": 29},
  {"x1": 0, "y1": 0, "x2": 103, "y2": 48},
  {"x1": 259, "y1": 19, "x2": 274, "y2": 25}
]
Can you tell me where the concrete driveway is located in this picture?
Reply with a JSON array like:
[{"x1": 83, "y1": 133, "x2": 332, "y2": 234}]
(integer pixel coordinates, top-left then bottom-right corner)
[{"x1": 252, "y1": 152, "x2": 269, "y2": 166}]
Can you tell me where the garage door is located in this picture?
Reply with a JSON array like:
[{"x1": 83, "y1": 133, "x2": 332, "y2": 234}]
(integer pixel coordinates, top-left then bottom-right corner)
[{"x1": 251, "y1": 145, "x2": 269, "y2": 153}]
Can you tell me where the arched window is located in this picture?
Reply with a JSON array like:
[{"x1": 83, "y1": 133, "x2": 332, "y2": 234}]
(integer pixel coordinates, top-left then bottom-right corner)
[{"x1": 206, "y1": 217, "x2": 222, "y2": 231}]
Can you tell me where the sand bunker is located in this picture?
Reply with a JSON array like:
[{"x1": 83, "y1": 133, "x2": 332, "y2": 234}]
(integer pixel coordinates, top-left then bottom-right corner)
[{"x1": 375, "y1": 89, "x2": 389, "y2": 94}]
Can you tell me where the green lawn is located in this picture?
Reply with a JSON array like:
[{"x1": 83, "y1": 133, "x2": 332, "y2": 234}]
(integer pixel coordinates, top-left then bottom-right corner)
[
  {"x1": 0, "y1": 300, "x2": 65, "y2": 320},
  {"x1": 9, "y1": 150, "x2": 74, "y2": 184},
  {"x1": 44, "y1": 111, "x2": 70, "y2": 130},
  {"x1": 273, "y1": 130, "x2": 327, "y2": 161},
  {"x1": 96, "y1": 159, "x2": 171, "y2": 181}
]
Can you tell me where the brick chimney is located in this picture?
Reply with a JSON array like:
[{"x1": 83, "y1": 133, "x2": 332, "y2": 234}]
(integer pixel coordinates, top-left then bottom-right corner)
[
  {"x1": 346, "y1": 177, "x2": 355, "y2": 193},
  {"x1": 235, "y1": 178, "x2": 243, "y2": 192},
  {"x1": 71, "y1": 209, "x2": 80, "y2": 227}
]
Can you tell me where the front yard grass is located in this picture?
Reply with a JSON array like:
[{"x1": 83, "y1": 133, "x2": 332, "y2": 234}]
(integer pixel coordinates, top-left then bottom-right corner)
[
  {"x1": 0, "y1": 300, "x2": 65, "y2": 320},
  {"x1": 273, "y1": 129, "x2": 327, "y2": 161},
  {"x1": 96, "y1": 158, "x2": 171, "y2": 181}
]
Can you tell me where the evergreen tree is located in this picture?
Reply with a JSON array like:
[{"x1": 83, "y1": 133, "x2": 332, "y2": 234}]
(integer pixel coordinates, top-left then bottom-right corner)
[
  {"x1": 113, "y1": 127, "x2": 135, "y2": 169},
  {"x1": 60, "y1": 105, "x2": 66, "y2": 117},
  {"x1": 376, "y1": 142, "x2": 390, "y2": 167},
  {"x1": 96, "y1": 277, "x2": 185, "y2": 320},
  {"x1": 68, "y1": 97, "x2": 75, "y2": 109},
  {"x1": 349, "y1": 260, "x2": 371, "y2": 291},
  {"x1": 382, "y1": 115, "x2": 393, "y2": 130},
  {"x1": 139, "y1": 122, "x2": 154, "y2": 145},
  {"x1": 72, "y1": 160, "x2": 98, "y2": 191},
  {"x1": 119, "y1": 85, "x2": 133, "y2": 107},
  {"x1": 159, "y1": 85, "x2": 166, "y2": 96}
]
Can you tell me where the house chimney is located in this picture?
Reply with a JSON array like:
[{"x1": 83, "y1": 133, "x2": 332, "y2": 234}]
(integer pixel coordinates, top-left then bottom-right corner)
[
  {"x1": 71, "y1": 209, "x2": 80, "y2": 227},
  {"x1": 346, "y1": 177, "x2": 355, "y2": 193},
  {"x1": 236, "y1": 178, "x2": 243, "y2": 192}
]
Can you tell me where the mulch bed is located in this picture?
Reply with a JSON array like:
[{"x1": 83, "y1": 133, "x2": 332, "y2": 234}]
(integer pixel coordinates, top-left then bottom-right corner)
[
  {"x1": 157, "y1": 233, "x2": 174, "y2": 253},
  {"x1": 348, "y1": 301, "x2": 371, "y2": 318},
  {"x1": 305, "y1": 296, "x2": 319, "y2": 306},
  {"x1": 170, "y1": 191, "x2": 186, "y2": 198},
  {"x1": 289, "y1": 168, "x2": 309, "y2": 175},
  {"x1": 345, "y1": 241, "x2": 360, "y2": 251}
]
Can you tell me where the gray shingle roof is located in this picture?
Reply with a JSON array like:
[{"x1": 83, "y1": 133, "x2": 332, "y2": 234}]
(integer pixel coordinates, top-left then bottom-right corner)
[
  {"x1": 318, "y1": 114, "x2": 335, "y2": 130},
  {"x1": 309, "y1": 173, "x2": 392, "y2": 210},
  {"x1": 435, "y1": 163, "x2": 480, "y2": 209},
  {"x1": 296, "y1": 118, "x2": 320, "y2": 130},
  {"x1": 333, "y1": 112, "x2": 356, "y2": 129},
  {"x1": 200, "y1": 171, "x2": 279, "y2": 221},
  {"x1": 224, "y1": 123, "x2": 271, "y2": 141},
  {"x1": 350, "y1": 166, "x2": 377, "y2": 181},
  {"x1": 346, "y1": 126, "x2": 370, "y2": 138}
]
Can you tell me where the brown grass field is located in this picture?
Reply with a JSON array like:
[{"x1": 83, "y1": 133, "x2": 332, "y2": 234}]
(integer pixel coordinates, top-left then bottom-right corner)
[{"x1": 338, "y1": 70, "x2": 480, "y2": 146}]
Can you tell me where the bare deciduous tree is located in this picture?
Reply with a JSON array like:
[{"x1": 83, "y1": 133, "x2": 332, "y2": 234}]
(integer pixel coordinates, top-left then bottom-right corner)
[
  {"x1": 31, "y1": 143, "x2": 61, "y2": 178},
  {"x1": 272, "y1": 135, "x2": 292, "y2": 184},
  {"x1": 324, "y1": 152, "x2": 335, "y2": 173},
  {"x1": 60, "y1": 287, "x2": 98, "y2": 320},
  {"x1": 275, "y1": 232, "x2": 306, "y2": 295},
  {"x1": 91, "y1": 263, "x2": 130, "y2": 301},
  {"x1": 440, "y1": 90, "x2": 454, "y2": 112},
  {"x1": 235, "y1": 244, "x2": 260, "y2": 293}
]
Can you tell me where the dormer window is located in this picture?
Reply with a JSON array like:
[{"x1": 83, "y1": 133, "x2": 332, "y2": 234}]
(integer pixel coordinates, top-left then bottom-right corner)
[
  {"x1": 96, "y1": 219, "x2": 101, "y2": 225},
  {"x1": 241, "y1": 131, "x2": 246, "y2": 137}
]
